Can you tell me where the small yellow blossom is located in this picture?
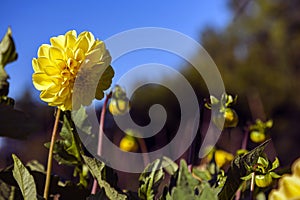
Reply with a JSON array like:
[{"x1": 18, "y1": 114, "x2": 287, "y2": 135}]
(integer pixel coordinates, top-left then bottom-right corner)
[
  {"x1": 32, "y1": 30, "x2": 112, "y2": 111},
  {"x1": 205, "y1": 147, "x2": 234, "y2": 168},
  {"x1": 269, "y1": 158, "x2": 300, "y2": 200},
  {"x1": 119, "y1": 135, "x2": 138, "y2": 152},
  {"x1": 109, "y1": 85, "x2": 130, "y2": 116}
]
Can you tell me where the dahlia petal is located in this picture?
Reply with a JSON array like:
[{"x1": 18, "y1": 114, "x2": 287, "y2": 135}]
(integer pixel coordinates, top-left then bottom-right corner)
[
  {"x1": 40, "y1": 90, "x2": 57, "y2": 102},
  {"x1": 32, "y1": 73, "x2": 56, "y2": 90},
  {"x1": 67, "y1": 58, "x2": 78, "y2": 69},
  {"x1": 58, "y1": 87, "x2": 70, "y2": 97},
  {"x1": 269, "y1": 191, "x2": 287, "y2": 200},
  {"x1": 50, "y1": 35, "x2": 65, "y2": 50},
  {"x1": 32, "y1": 58, "x2": 40, "y2": 72},
  {"x1": 281, "y1": 176, "x2": 300, "y2": 198},
  {"x1": 74, "y1": 48, "x2": 85, "y2": 61},
  {"x1": 93, "y1": 40, "x2": 104, "y2": 50},
  {"x1": 86, "y1": 48, "x2": 102, "y2": 62},
  {"x1": 44, "y1": 66, "x2": 61, "y2": 76},
  {"x1": 65, "y1": 32, "x2": 76, "y2": 49},
  {"x1": 55, "y1": 59, "x2": 67, "y2": 70},
  {"x1": 49, "y1": 46, "x2": 64, "y2": 61},
  {"x1": 292, "y1": 159, "x2": 300, "y2": 178},
  {"x1": 37, "y1": 57, "x2": 52, "y2": 70},
  {"x1": 75, "y1": 35, "x2": 89, "y2": 53},
  {"x1": 65, "y1": 48, "x2": 74, "y2": 59},
  {"x1": 46, "y1": 84, "x2": 61, "y2": 93},
  {"x1": 66, "y1": 30, "x2": 77, "y2": 37},
  {"x1": 60, "y1": 97, "x2": 72, "y2": 111},
  {"x1": 84, "y1": 32, "x2": 95, "y2": 43},
  {"x1": 38, "y1": 44, "x2": 50, "y2": 57}
]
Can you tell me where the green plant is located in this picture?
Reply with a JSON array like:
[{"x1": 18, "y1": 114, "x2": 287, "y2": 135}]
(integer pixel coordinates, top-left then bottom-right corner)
[{"x1": 0, "y1": 27, "x2": 293, "y2": 200}]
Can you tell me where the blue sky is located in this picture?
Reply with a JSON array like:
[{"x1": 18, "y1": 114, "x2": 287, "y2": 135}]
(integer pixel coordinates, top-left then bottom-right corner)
[{"x1": 0, "y1": 0, "x2": 232, "y2": 103}]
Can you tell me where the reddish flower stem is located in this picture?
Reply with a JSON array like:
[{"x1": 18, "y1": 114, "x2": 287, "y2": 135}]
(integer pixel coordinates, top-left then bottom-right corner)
[
  {"x1": 137, "y1": 138, "x2": 150, "y2": 166},
  {"x1": 91, "y1": 93, "x2": 111, "y2": 194},
  {"x1": 44, "y1": 108, "x2": 61, "y2": 200}
]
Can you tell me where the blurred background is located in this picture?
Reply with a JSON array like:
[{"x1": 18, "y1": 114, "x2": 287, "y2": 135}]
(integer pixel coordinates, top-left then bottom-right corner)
[{"x1": 1, "y1": 0, "x2": 300, "y2": 191}]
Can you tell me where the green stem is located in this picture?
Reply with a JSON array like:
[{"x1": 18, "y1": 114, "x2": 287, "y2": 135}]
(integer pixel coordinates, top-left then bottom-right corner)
[
  {"x1": 44, "y1": 108, "x2": 61, "y2": 200},
  {"x1": 91, "y1": 93, "x2": 111, "y2": 194}
]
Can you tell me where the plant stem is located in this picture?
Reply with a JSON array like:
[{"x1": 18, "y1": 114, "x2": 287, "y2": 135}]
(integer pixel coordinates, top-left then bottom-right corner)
[
  {"x1": 137, "y1": 138, "x2": 150, "y2": 166},
  {"x1": 235, "y1": 129, "x2": 249, "y2": 200},
  {"x1": 188, "y1": 101, "x2": 204, "y2": 169},
  {"x1": 44, "y1": 108, "x2": 61, "y2": 200},
  {"x1": 241, "y1": 129, "x2": 249, "y2": 150},
  {"x1": 91, "y1": 93, "x2": 111, "y2": 194},
  {"x1": 250, "y1": 172, "x2": 255, "y2": 200}
]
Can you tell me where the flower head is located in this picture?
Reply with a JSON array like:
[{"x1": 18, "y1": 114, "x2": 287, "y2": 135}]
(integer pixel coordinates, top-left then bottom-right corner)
[
  {"x1": 109, "y1": 85, "x2": 130, "y2": 116},
  {"x1": 205, "y1": 93, "x2": 239, "y2": 129},
  {"x1": 249, "y1": 119, "x2": 273, "y2": 143},
  {"x1": 32, "y1": 30, "x2": 112, "y2": 111},
  {"x1": 205, "y1": 146, "x2": 234, "y2": 168},
  {"x1": 269, "y1": 158, "x2": 300, "y2": 200}
]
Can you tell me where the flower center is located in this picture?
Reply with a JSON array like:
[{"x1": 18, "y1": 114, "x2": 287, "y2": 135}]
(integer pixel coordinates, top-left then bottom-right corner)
[{"x1": 61, "y1": 57, "x2": 82, "y2": 88}]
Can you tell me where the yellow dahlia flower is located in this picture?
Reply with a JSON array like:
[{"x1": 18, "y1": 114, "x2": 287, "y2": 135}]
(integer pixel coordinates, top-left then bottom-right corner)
[
  {"x1": 32, "y1": 30, "x2": 113, "y2": 111},
  {"x1": 269, "y1": 158, "x2": 300, "y2": 200}
]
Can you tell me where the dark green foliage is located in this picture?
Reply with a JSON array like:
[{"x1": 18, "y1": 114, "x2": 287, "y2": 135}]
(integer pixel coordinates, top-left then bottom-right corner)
[
  {"x1": 95, "y1": 65, "x2": 115, "y2": 100},
  {"x1": 12, "y1": 154, "x2": 37, "y2": 200},
  {"x1": 82, "y1": 155, "x2": 127, "y2": 200},
  {"x1": 218, "y1": 140, "x2": 270, "y2": 200},
  {"x1": 138, "y1": 159, "x2": 165, "y2": 200},
  {"x1": 44, "y1": 111, "x2": 89, "y2": 187}
]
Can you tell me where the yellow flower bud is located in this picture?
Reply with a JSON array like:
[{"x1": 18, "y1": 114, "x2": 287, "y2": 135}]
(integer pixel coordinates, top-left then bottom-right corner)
[
  {"x1": 223, "y1": 108, "x2": 238, "y2": 128},
  {"x1": 215, "y1": 150, "x2": 234, "y2": 168},
  {"x1": 213, "y1": 108, "x2": 238, "y2": 129},
  {"x1": 250, "y1": 130, "x2": 266, "y2": 143},
  {"x1": 255, "y1": 174, "x2": 273, "y2": 188},
  {"x1": 109, "y1": 98, "x2": 130, "y2": 116},
  {"x1": 119, "y1": 135, "x2": 138, "y2": 152}
]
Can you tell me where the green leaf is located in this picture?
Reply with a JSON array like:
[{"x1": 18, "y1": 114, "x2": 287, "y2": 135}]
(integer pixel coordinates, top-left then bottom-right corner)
[
  {"x1": 199, "y1": 182, "x2": 219, "y2": 200},
  {"x1": 95, "y1": 65, "x2": 114, "y2": 100},
  {"x1": 161, "y1": 156, "x2": 178, "y2": 175},
  {"x1": 138, "y1": 159, "x2": 165, "y2": 200},
  {"x1": 270, "y1": 172, "x2": 281, "y2": 179},
  {"x1": 218, "y1": 140, "x2": 270, "y2": 200},
  {"x1": 45, "y1": 112, "x2": 88, "y2": 186},
  {"x1": 240, "y1": 173, "x2": 253, "y2": 181},
  {"x1": 0, "y1": 27, "x2": 18, "y2": 67},
  {"x1": 44, "y1": 141, "x2": 79, "y2": 166},
  {"x1": 82, "y1": 155, "x2": 127, "y2": 200},
  {"x1": 45, "y1": 113, "x2": 82, "y2": 166},
  {"x1": 192, "y1": 168, "x2": 211, "y2": 181},
  {"x1": 210, "y1": 96, "x2": 219, "y2": 105},
  {"x1": 169, "y1": 160, "x2": 201, "y2": 200},
  {"x1": 26, "y1": 160, "x2": 45, "y2": 174},
  {"x1": 12, "y1": 154, "x2": 37, "y2": 200},
  {"x1": 257, "y1": 156, "x2": 269, "y2": 169},
  {"x1": 270, "y1": 157, "x2": 280, "y2": 171},
  {"x1": 0, "y1": 179, "x2": 16, "y2": 200},
  {"x1": 60, "y1": 114, "x2": 81, "y2": 160},
  {"x1": 72, "y1": 105, "x2": 92, "y2": 135}
]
